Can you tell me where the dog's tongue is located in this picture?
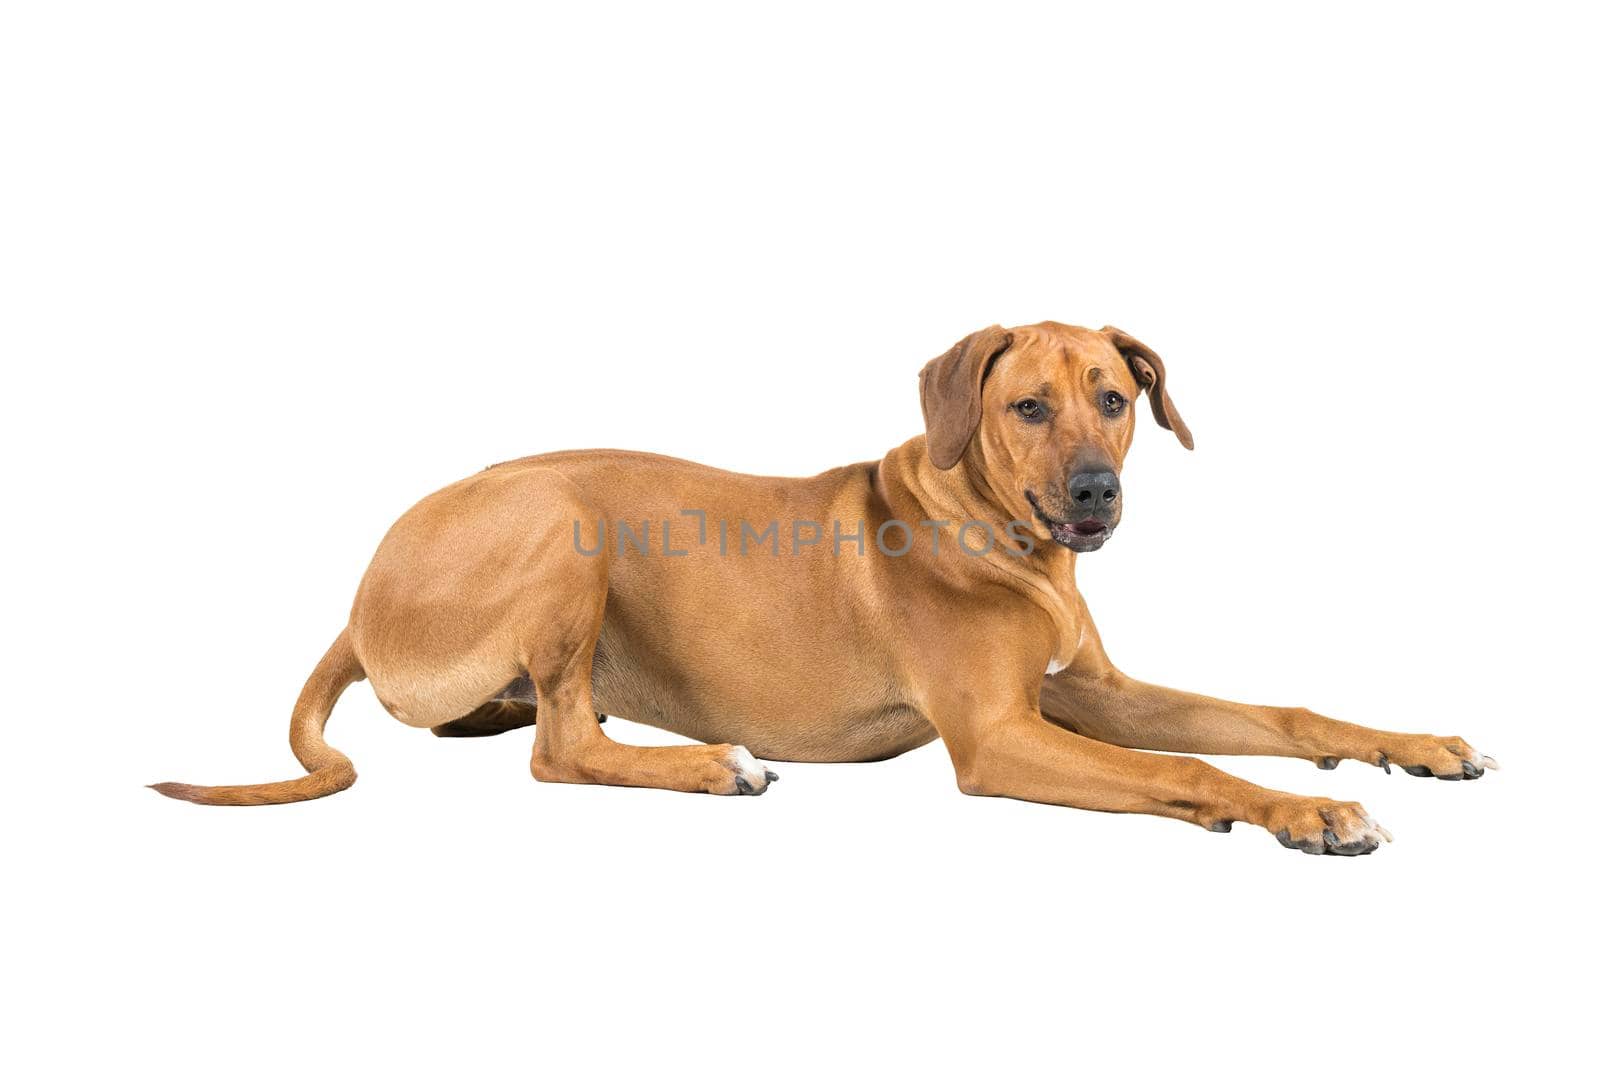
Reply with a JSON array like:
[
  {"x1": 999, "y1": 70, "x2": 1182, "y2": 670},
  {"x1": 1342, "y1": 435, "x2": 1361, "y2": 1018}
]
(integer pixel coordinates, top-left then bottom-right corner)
[{"x1": 1066, "y1": 520, "x2": 1106, "y2": 536}]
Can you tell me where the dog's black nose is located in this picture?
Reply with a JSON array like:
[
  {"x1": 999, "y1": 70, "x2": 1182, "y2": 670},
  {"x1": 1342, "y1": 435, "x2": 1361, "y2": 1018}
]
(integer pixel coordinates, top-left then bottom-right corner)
[{"x1": 1068, "y1": 468, "x2": 1119, "y2": 508}]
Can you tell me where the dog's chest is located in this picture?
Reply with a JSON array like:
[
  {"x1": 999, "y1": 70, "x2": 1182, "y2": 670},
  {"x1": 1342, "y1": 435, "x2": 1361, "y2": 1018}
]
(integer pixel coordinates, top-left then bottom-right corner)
[
  {"x1": 1035, "y1": 587, "x2": 1087, "y2": 677},
  {"x1": 1044, "y1": 627, "x2": 1085, "y2": 675}
]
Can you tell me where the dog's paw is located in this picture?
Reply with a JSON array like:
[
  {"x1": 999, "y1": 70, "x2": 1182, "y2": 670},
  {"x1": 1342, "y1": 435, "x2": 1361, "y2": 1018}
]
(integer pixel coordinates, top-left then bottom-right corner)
[
  {"x1": 1265, "y1": 798, "x2": 1391, "y2": 857},
  {"x1": 711, "y1": 745, "x2": 779, "y2": 796},
  {"x1": 1372, "y1": 735, "x2": 1497, "y2": 781}
]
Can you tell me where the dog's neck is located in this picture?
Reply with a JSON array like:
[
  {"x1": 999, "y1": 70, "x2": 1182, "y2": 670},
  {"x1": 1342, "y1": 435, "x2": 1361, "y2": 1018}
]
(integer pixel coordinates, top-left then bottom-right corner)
[{"x1": 875, "y1": 436, "x2": 1078, "y2": 597}]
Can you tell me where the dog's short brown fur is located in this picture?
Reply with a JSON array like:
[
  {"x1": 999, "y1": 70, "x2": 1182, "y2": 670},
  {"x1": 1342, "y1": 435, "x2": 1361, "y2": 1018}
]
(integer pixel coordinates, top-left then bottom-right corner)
[{"x1": 153, "y1": 322, "x2": 1495, "y2": 854}]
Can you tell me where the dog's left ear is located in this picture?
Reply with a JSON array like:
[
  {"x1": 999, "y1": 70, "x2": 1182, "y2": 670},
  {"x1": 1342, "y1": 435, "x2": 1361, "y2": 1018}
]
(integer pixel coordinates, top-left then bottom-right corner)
[
  {"x1": 919, "y1": 325, "x2": 1014, "y2": 470},
  {"x1": 1101, "y1": 326, "x2": 1194, "y2": 450}
]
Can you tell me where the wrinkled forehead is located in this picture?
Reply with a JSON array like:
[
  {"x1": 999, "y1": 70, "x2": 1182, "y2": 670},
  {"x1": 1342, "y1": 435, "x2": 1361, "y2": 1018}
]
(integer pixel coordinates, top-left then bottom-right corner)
[{"x1": 990, "y1": 322, "x2": 1135, "y2": 393}]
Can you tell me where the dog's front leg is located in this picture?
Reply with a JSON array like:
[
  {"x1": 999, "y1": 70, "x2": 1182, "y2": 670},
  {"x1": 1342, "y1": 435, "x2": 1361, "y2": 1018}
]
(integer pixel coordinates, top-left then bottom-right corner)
[
  {"x1": 937, "y1": 704, "x2": 1391, "y2": 855},
  {"x1": 1040, "y1": 610, "x2": 1497, "y2": 780}
]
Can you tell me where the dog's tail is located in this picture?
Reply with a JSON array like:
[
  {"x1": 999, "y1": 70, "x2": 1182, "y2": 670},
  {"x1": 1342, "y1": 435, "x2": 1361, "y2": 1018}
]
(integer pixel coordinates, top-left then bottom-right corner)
[{"x1": 149, "y1": 629, "x2": 365, "y2": 806}]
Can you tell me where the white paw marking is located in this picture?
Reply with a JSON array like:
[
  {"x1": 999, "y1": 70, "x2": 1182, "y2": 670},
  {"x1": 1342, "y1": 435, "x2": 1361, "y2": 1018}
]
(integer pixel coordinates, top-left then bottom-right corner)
[
  {"x1": 1045, "y1": 658, "x2": 1067, "y2": 676},
  {"x1": 728, "y1": 745, "x2": 769, "y2": 782}
]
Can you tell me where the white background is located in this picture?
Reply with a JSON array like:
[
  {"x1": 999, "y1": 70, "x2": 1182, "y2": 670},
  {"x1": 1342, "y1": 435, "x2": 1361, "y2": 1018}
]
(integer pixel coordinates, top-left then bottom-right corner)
[{"x1": 4, "y1": 2, "x2": 1596, "y2": 1063}]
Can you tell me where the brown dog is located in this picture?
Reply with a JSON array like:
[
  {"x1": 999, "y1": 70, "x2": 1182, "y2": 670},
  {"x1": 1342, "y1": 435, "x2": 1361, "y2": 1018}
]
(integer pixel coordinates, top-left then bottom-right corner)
[{"x1": 152, "y1": 321, "x2": 1495, "y2": 854}]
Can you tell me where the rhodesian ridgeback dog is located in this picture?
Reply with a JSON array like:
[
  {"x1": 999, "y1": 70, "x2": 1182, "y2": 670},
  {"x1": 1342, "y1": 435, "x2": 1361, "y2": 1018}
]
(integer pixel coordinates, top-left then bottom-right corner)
[{"x1": 152, "y1": 321, "x2": 1496, "y2": 854}]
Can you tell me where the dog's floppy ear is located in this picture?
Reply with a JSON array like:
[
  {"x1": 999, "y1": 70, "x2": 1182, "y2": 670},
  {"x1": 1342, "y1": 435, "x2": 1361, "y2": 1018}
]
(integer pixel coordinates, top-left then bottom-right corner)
[
  {"x1": 1101, "y1": 326, "x2": 1194, "y2": 450},
  {"x1": 919, "y1": 325, "x2": 1014, "y2": 470}
]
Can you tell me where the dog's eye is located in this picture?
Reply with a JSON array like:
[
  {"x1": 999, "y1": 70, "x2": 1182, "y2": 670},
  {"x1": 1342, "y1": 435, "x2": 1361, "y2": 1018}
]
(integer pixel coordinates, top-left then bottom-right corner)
[
  {"x1": 1012, "y1": 398, "x2": 1047, "y2": 422},
  {"x1": 1101, "y1": 391, "x2": 1127, "y2": 417}
]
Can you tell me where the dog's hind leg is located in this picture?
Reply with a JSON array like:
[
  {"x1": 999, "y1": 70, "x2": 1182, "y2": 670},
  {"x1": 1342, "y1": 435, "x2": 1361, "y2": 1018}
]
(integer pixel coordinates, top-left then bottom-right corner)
[
  {"x1": 521, "y1": 554, "x2": 776, "y2": 796},
  {"x1": 530, "y1": 680, "x2": 778, "y2": 795},
  {"x1": 527, "y1": 646, "x2": 778, "y2": 795}
]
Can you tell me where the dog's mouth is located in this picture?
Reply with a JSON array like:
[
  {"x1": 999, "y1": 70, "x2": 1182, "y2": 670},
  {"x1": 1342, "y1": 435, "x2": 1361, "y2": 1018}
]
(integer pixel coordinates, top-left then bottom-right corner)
[{"x1": 1026, "y1": 492, "x2": 1114, "y2": 552}]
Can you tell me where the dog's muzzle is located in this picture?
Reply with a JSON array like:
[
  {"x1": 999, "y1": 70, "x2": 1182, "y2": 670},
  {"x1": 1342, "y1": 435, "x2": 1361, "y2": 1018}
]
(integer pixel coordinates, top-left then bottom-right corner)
[{"x1": 1028, "y1": 468, "x2": 1122, "y2": 552}]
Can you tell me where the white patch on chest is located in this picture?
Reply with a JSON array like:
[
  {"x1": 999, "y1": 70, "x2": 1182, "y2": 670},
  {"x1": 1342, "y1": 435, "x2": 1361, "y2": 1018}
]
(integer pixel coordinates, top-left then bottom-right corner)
[{"x1": 1044, "y1": 625, "x2": 1089, "y2": 677}]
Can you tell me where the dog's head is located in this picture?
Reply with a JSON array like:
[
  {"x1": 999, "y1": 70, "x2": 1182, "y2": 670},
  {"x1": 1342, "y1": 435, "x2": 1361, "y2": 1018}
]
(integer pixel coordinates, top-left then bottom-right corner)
[{"x1": 919, "y1": 321, "x2": 1192, "y2": 552}]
